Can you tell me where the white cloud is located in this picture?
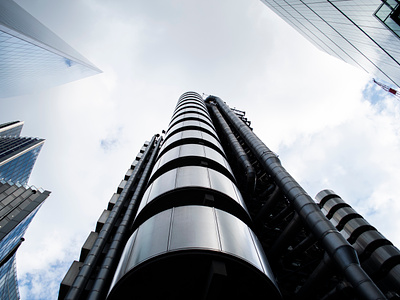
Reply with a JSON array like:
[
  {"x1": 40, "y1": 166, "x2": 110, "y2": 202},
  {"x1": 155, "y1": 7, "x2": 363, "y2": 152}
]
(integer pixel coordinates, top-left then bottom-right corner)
[{"x1": 277, "y1": 91, "x2": 400, "y2": 245}]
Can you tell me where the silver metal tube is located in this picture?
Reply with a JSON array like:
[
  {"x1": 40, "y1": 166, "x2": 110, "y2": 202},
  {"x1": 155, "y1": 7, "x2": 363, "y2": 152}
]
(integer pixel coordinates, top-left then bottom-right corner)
[
  {"x1": 208, "y1": 95, "x2": 386, "y2": 300},
  {"x1": 88, "y1": 137, "x2": 162, "y2": 300},
  {"x1": 208, "y1": 103, "x2": 256, "y2": 193},
  {"x1": 64, "y1": 135, "x2": 158, "y2": 300}
]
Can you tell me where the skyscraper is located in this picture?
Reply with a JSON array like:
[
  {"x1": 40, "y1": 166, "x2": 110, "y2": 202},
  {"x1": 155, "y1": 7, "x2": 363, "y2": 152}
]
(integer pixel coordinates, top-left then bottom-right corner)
[
  {"x1": 0, "y1": 121, "x2": 23, "y2": 138},
  {"x1": 0, "y1": 0, "x2": 101, "y2": 98},
  {"x1": 0, "y1": 121, "x2": 44, "y2": 186},
  {"x1": 260, "y1": 0, "x2": 400, "y2": 88},
  {"x1": 0, "y1": 181, "x2": 50, "y2": 299},
  {"x1": 0, "y1": 121, "x2": 49, "y2": 299},
  {"x1": 60, "y1": 92, "x2": 399, "y2": 300}
]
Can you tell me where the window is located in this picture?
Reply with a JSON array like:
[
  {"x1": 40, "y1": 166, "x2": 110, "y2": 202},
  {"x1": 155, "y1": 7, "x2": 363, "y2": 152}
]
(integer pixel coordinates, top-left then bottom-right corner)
[
  {"x1": 375, "y1": 0, "x2": 400, "y2": 39},
  {"x1": 391, "y1": 4, "x2": 400, "y2": 26}
]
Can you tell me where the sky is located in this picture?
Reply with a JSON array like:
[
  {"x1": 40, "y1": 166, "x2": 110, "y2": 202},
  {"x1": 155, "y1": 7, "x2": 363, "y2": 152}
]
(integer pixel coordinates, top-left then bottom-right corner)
[{"x1": 1, "y1": 0, "x2": 400, "y2": 299}]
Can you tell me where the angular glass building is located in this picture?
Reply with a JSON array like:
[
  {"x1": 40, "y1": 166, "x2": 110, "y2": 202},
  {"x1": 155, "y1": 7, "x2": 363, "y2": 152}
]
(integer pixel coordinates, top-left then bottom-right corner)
[
  {"x1": 260, "y1": 0, "x2": 400, "y2": 88},
  {"x1": 0, "y1": 121, "x2": 44, "y2": 186},
  {"x1": 0, "y1": 180, "x2": 50, "y2": 299},
  {"x1": 60, "y1": 92, "x2": 400, "y2": 300},
  {"x1": 0, "y1": 121, "x2": 23, "y2": 138},
  {"x1": 0, "y1": 121, "x2": 49, "y2": 299},
  {"x1": 0, "y1": 0, "x2": 101, "y2": 98}
]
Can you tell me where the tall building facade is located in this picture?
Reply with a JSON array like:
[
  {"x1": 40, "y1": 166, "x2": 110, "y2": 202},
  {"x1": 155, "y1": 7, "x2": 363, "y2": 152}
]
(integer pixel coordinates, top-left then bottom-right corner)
[
  {"x1": 0, "y1": 121, "x2": 23, "y2": 138},
  {"x1": 0, "y1": 121, "x2": 44, "y2": 185},
  {"x1": 60, "y1": 92, "x2": 400, "y2": 300},
  {"x1": 0, "y1": 121, "x2": 49, "y2": 299},
  {"x1": 0, "y1": 0, "x2": 101, "y2": 98},
  {"x1": 0, "y1": 181, "x2": 50, "y2": 299},
  {"x1": 260, "y1": 0, "x2": 400, "y2": 88}
]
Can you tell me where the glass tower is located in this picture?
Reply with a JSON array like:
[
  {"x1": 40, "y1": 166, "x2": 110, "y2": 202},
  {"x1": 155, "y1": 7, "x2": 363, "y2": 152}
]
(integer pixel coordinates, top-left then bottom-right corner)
[
  {"x1": 0, "y1": 181, "x2": 50, "y2": 299},
  {"x1": 0, "y1": 122, "x2": 24, "y2": 138},
  {"x1": 60, "y1": 92, "x2": 400, "y2": 300},
  {"x1": 260, "y1": 0, "x2": 400, "y2": 88},
  {"x1": 0, "y1": 121, "x2": 44, "y2": 186},
  {"x1": 0, "y1": 121, "x2": 49, "y2": 299},
  {"x1": 0, "y1": 0, "x2": 101, "y2": 98}
]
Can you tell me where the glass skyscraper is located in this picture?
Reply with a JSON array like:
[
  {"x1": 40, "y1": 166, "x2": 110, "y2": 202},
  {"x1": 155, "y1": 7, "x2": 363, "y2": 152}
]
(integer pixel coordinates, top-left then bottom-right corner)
[
  {"x1": 0, "y1": 122, "x2": 23, "y2": 138},
  {"x1": 0, "y1": 0, "x2": 101, "y2": 98},
  {"x1": 260, "y1": 0, "x2": 400, "y2": 88},
  {"x1": 0, "y1": 181, "x2": 50, "y2": 299},
  {"x1": 0, "y1": 121, "x2": 49, "y2": 299},
  {"x1": 0, "y1": 121, "x2": 44, "y2": 186},
  {"x1": 60, "y1": 92, "x2": 399, "y2": 300}
]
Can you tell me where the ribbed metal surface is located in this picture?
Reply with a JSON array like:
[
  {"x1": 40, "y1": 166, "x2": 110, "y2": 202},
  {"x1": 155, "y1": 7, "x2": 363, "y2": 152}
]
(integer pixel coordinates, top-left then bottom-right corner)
[
  {"x1": 107, "y1": 92, "x2": 279, "y2": 299},
  {"x1": 208, "y1": 95, "x2": 386, "y2": 300},
  {"x1": 317, "y1": 189, "x2": 400, "y2": 296},
  {"x1": 64, "y1": 136, "x2": 158, "y2": 300},
  {"x1": 108, "y1": 206, "x2": 281, "y2": 300},
  {"x1": 61, "y1": 92, "x2": 400, "y2": 299}
]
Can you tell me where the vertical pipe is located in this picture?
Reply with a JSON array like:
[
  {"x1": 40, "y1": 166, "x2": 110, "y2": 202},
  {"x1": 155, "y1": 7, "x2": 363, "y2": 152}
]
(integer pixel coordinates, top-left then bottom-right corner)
[
  {"x1": 208, "y1": 95, "x2": 386, "y2": 300},
  {"x1": 254, "y1": 185, "x2": 280, "y2": 223},
  {"x1": 64, "y1": 135, "x2": 158, "y2": 300},
  {"x1": 295, "y1": 252, "x2": 334, "y2": 299},
  {"x1": 268, "y1": 213, "x2": 302, "y2": 258},
  {"x1": 207, "y1": 103, "x2": 256, "y2": 193},
  {"x1": 88, "y1": 137, "x2": 162, "y2": 300}
]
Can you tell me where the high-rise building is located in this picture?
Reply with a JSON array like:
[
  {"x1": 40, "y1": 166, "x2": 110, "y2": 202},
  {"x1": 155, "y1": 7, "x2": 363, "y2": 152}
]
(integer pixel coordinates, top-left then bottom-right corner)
[
  {"x1": 260, "y1": 0, "x2": 400, "y2": 88},
  {"x1": 0, "y1": 121, "x2": 23, "y2": 138},
  {"x1": 0, "y1": 180, "x2": 50, "y2": 299},
  {"x1": 0, "y1": 121, "x2": 49, "y2": 299},
  {"x1": 0, "y1": 121, "x2": 44, "y2": 186},
  {"x1": 0, "y1": 0, "x2": 101, "y2": 98},
  {"x1": 60, "y1": 92, "x2": 400, "y2": 300}
]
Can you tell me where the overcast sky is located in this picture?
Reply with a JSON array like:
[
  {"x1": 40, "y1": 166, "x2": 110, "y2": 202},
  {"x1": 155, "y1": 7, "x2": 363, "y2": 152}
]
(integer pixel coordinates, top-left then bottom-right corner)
[{"x1": 2, "y1": 0, "x2": 400, "y2": 299}]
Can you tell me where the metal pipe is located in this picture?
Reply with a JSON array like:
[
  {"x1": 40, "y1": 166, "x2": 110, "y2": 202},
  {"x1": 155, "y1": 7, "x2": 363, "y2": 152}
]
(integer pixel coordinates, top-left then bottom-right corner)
[
  {"x1": 321, "y1": 281, "x2": 354, "y2": 300},
  {"x1": 268, "y1": 213, "x2": 302, "y2": 259},
  {"x1": 255, "y1": 185, "x2": 280, "y2": 223},
  {"x1": 207, "y1": 103, "x2": 256, "y2": 194},
  {"x1": 295, "y1": 252, "x2": 334, "y2": 299},
  {"x1": 286, "y1": 233, "x2": 316, "y2": 260},
  {"x1": 269, "y1": 204, "x2": 293, "y2": 226},
  {"x1": 208, "y1": 95, "x2": 386, "y2": 300},
  {"x1": 65, "y1": 135, "x2": 158, "y2": 300},
  {"x1": 88, "y1": 137, "x2": 162, "y2": 300}
]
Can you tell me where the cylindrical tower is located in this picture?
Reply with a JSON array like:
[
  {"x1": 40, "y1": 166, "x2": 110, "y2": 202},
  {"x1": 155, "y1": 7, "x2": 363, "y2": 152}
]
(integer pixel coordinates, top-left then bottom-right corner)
[{"x1": 107, "y1": 92, "x2": 281, "y2": 299}]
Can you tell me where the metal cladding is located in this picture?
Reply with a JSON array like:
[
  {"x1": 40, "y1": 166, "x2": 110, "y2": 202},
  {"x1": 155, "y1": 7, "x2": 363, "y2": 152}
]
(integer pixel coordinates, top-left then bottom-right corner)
[
  {"x1": 62, "y1": 137, "x2": 160, "y2": 300},
  {"x1": 87, "y1": 137, "x2": 163, "y2": 300},
  {"x1": 108, "y1": 206, "x2": 280, "y2": 299},
  {"x1": 61, "y1": 92, "x2": 400, "y2": 300},
  {"x1": 317, "y1": 190, "x2": 400, "y2": 296},
  {"x1": 107, "y1": 92, "x2": 281, "y2": 299},
  {"x1": 207, "y1": 95, "x2": 387, "y2": 300},
  {"x1": 208, "y1": 104, "x2": 256, "y2": 193}
]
